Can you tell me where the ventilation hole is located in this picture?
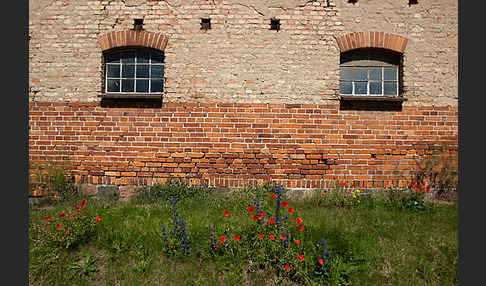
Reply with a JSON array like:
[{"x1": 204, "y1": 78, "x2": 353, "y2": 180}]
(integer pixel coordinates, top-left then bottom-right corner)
[
  {"x1": 408, "y1": 0, "x2": 418, "y2": 5},
  {"x1": 201, "y1": 18, "x2": 211, "y2": 30},
  {"x1": 133, "y1": 19, "x2": 144, "y2": 31},
  {"x1": 270, "y1": 18, "x2": 280, "y2": 31}
]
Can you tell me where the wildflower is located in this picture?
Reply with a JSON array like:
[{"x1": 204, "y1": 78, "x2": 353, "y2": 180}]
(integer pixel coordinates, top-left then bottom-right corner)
[
  {"x1": 280, "y1": 234, "x2": 286, "y2": 240},
  {"x1": 285, "y1": 265, "x2": 290, "y2": 271},
  {"x1": 310, "y1": 266, "x2": 314, "y2": 270},
  {"x1": 322, "y1": 190, "x2": 327, "y2": 195},
  {"x1": 282, "y1": 200, "x2": 288, "y2": 207},
  {"x1": 333, "y1": 176, "x2": 337, "y2": 180},
  {"x1": 298, "y1": 225, "x2": 304, "y2": 231},
  {"x1": 258, "y1": 234, "x2": 264, "y2": 239},
  {"x1": 220, "y1": 236, "x2": 226, "y2": 243},
  {"x1": 271, "y1": 193, "x2": 277, "y2": 200},
  {"x1": 298, "y1": 254, "x2": 304, "y2": 262},
  {"x1": 81, "y1": 199, "x2": 87, "y2": 205},
  {"x1": 234, "y1": 235, "x2": 240, "y2": 241},
  {"x1": 270, "y1": 217, "x2": 276, "y2": 224},
  {"x1": 346, "y1": 190, "x2": 351, "y2": 194},
  {"x1": 356, "y1": 190, "x2": 361, "y2": 193},
  {"x1": 44, "y1": 216, "x2": 51, "y2": 221},
  {"x1": 318, "y1": 259, "x2": 324, "y2": 265},
  {"x1": 224, "y1": 210, "x2": 229, "y2": 217},
  {"x1": 65, "y1": 231, "x2": 69, "y2": 236},
  {"x1": 216, "y1": 244, "x2": 220, "y2": 249},
  {"x1": 56, "y1": 224, "x2": 61, "y2": 229},
  {"x1": 248, "y1": 206, "x2": 255, "y2": 213},
  {"x1": 72, "y1": 213, "x2": 76, "y2": 217},
  {"x1": 296, "y1": 217, "x2": 303, "y2": 224},
  {"x1": 252, "y1": 215, "x2": 257, "y2": 220},
  {"x1": 95, "y1": 216, "x2": 101, "y2": 222},
  {"x1": 59, "y1": 212, "x2": 66, "y2": 218},
  {"x1": 269, "y1": 235, "x2": 275, "y2": 241},
  {"x1": 294, "y1": 239, "x2": 301, "y2": 245},
  {"x1": 288, "y1": 208, "x2": 294, "y2": 214},
  {"x1": 427, "y1": 187, "x2": 431, "y2": 193}
]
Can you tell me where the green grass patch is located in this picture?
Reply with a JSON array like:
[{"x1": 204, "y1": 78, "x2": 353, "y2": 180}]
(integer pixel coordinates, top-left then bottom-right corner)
[{"x1": 29, "y1": 182, "x2": 458, "y2": 285}]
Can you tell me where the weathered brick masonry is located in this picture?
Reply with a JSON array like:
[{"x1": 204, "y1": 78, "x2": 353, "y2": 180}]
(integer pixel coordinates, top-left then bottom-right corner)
[
  {"x1": 29, "y1": 102, "x2": 457, "y2": 189},
  {"x1": 29, "y1": 0, "x2": 458, "y2": 193}
]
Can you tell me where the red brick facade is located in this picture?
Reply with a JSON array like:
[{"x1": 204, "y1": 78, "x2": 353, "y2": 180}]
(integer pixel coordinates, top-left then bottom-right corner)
[{"x1": 29, "y1": 101, "x2": 457, "y2": 191}]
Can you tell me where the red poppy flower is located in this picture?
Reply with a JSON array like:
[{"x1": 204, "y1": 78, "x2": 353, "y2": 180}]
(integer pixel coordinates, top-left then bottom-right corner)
[
  {"x1": 72, "y1": 213, "x2": 76, "y2": 217},
  {"x1": 269, "y1": 235, "x2": 275, "y2": 241},
  {"x1": 257, "y1": 212, "x2": 265, "y2": 219},
  {"x1": 44, "y1": 216, "x2": 51, "y2": 221},
  {"x1": 346, "y1": 190, "x2": 351, "y2": 194},
  {"x1": 280, "y1": 234, "x2": 286, "y2": 240},
  {"x1": 270, "y1": 217, "x2": 276, "y2": 223},
  {"x1": 95, "y1": 216, "x2": 101, "y2": 222},
  {"x1": 333, "y1": 176, "x2": 337, "y2": 180},
  {"x1": 258, "y1": 234, "x2": 264, "y2": 239},
  {"x1": 59, "y1": 212, "x2": 65, "y2": 218},
  {"x1": 267, "y1": 177, "x2": 271, "y2": 181},
  {"x1": 248, "y1": 206, "x2": 255, "y2": 213},
  {"x1": 271, "y1": 193, "x2": 277, "y2": 200},
  {"x1": 282, "y1": 200, "x2": 288, "y2": 207},
  {"x1": 216, "y1": 244, "x2": 220, "y2": 249},
  {"x1": 288, "y1": 208, "x2": 294, "y2": 214},
  {"x1": 234, "y1": 235, "x2": 240, "y2": 241},
  {"x1": 65, "y1": 231, "x2": 69, "y2": 236},
  {"x1": 411, "y1": 183, "x2": 416, "y2": 189},
  {"x1": 285, "y1": 265, "x2": 290, "y2": 271},
  {"x1": 415, "y1": 187, "x2": 420, "y2": 192},
  {"x1": 266, "y1": 220, "x2": 271, "y2": 224},
  {"x1": 318, "y1": 259, "x2": 324, "y2": 265},
  {"x1": 252, "y1": 215, "x2": 257, "y2": 220},
  {"x1": 56, "y1": 224, "x2": 61, "y2": 229},
  {"x1": 224, "y1": 210, "x2": 229, "y2": 217},
  {"x1": 298, "y1": 254, "x2": 304, "y2": 262},
  {"x1": 294, "y1": 239, "x2": 301, "y2": 245},
  {"x1": 427, "y1": 187, "x2": 431, "y2": 193},
  {"x1": 298, "y1": 225, "x2": 304, "y2": 231},
  {"x1": 220, "y1": 236, "x2": 226, "y2": 243},
  {"x1": 322, "y1": 191, "x2": 327, "y2": 195},
  {"x1": 81, "y1": 199, "x2": 87, "y2": 204},
  {"x1": 296, "y1": 217, "x2": 303, "y2": 224}
]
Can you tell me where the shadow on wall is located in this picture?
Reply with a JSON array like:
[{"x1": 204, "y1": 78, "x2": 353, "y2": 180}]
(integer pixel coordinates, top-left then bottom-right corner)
[
  {"x1": 339, "y1": 99, "x2": 403, "y2": 111},
  {"x1": 100, "y1": 98, "x2": 163, "y2": 108}
]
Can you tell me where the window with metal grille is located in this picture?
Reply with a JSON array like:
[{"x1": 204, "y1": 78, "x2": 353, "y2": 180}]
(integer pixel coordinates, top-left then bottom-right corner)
[
  {"x1": 104, "y1": 48, "x2": 164, "y2": 94},
  {"x1": 339, "y1": 49, "x2": 401, "y2": 97}
]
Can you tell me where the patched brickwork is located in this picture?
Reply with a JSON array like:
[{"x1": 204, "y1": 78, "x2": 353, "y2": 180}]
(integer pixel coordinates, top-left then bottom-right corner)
[
  {"x1": 28, "y1": 0, "x2": 458, "y2": 192},
  {"x1": 29, "y1": 102, "x2": 457, "y2": 191}
]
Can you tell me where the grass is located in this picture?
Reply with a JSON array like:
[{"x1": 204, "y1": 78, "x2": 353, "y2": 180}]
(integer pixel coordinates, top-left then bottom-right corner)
[{"x1": 29, "y1": 183, "x2": 458, "y2": 286}]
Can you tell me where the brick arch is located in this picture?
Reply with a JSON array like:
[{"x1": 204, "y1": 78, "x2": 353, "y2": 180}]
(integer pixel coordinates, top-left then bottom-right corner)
[
  {"x1": 336, "y1": 32, "x2": 408, "y2": 54},
  {"x1": 98, "y1": 30, "x2": 169, "y2": 52}
]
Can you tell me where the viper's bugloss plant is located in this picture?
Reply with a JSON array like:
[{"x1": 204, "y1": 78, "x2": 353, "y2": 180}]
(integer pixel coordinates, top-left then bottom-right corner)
[{"x1": 162, "y1": 197, "x2": 191, "y2": 256}]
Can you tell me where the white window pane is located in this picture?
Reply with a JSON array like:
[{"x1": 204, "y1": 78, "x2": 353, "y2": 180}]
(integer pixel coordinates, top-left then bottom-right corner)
[
  {"x1": 107, "y1": 79, "x2": 120, "y2": 92},
  {"x1": 354, "y1": 67, "x2": 368, "y2": 81},
  {"x1": 384, "y1": 67, "x2": 397, "y2": 81},
  {"x1": 369, "y1": 67, "x2": 382, "y2": 80},
  {"x1": 122, "y1": 79, "x2": 134, "y2": 92},
  {"x1": 122, "y1": 65, "x2": 134, "y2": 78},
  {"x1": 384, "y1": 81, "x2": 397, "y2": 95},
  {"x1": 354, "y1": 82, "x2": 367, "y2": 94},
  {"x1": 369, "y1": 82, "x2": 382, "y2": 94},
  {"x1": 340, "y1": 67, "x2": 353, "y2": 81},
  {"x1": 136, "y1": 65, "x2": 149, "y2": 78},
  {"x1": 340, "y1": 82, "x2": 352, "y2": 94},
  {"x1": 107, "y1": 64, "x2": 120, "y2": 78},
  {"x1": 151, "y1": 80, "x2": 163, "y2": 92}
]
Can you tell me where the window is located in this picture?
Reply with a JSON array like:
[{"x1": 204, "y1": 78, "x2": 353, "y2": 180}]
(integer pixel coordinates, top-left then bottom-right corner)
[
  {"x1": 339, "y1": 49, "x2": 401, "y2": 97},
  {"x1": 201, "y1": 18, "x2": 211, "y2": 30},
  {"x1": 104, "y1": 48, "x2": 164, "y2": 95}
]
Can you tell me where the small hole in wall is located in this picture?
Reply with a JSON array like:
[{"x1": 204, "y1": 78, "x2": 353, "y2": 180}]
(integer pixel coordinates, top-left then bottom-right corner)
[
  {"x1": 270, "y1": 18, "x2": 280, "y2": 31},
  {"x1": 348, "y1": 0, "x2": 358, "y2": 4},
  {"x1": 201, "y1": 18, "x2": 211, "y2": 30},
  {"x1": 408, "y1": 0, "x2": 418, "y2": 5},
  {"x1": 133, "y1": 19, "x2": 144, "y2": 31}
]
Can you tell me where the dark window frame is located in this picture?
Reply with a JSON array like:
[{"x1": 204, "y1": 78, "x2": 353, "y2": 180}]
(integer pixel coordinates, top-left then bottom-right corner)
[
  {"x1": 102, "y1": 47, "x2": 165, "y2": 98},
  {"x1": 339, "y1": 48, "x2": 404, "y2": 100}
]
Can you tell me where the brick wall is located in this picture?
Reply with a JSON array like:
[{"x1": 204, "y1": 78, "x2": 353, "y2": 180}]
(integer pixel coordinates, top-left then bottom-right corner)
[
  {"x1": 29, "y1": 102, "x2": 457, "y2": 190},
  {"x1": 28, "y1": 0, "x2": 458, "y2": 192},
  {"x1": 29, "y1": 0, "x2": 458, "y2": 106}
]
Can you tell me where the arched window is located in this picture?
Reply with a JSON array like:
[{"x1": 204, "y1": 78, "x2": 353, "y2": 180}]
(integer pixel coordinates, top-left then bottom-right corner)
[
  {"x1": 339, "y1": 48, "x2": 401, "y2": 97},
  {"x1": 104, "y1": 47, "x2": 164, "y2": 94}
]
